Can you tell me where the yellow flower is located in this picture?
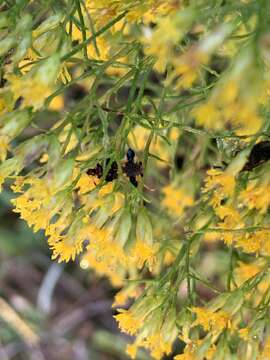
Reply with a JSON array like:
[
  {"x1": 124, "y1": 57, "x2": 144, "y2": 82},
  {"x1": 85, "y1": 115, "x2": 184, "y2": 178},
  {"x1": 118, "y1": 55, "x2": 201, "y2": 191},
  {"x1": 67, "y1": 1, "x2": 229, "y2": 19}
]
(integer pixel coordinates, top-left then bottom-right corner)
[
  {"x1": 58, "y1": 64, "x2": 71, "y2": 84},
  {"x1": 142, "y1": 15, "x2": 183, "y2": 73},
  {"x1": 214, "y1": 206, "x2": 243, "y2": 246},
  {"x1": 236, "y1": 231, "x2": 270, "y2": 255},
  {"x1": 204, "y1": 230, "x2": 220, "y2": 242},
  {"x1": 169, "y1": 23, "x2": 233, "y2": 90},
  {"x1": 12, "y1": 177, "x2": 52, "y2": 232},
  {"x1": 142, "y1": 333, "x2": 172, "y2": 360},
  {"x1": 126, "y1": 344, "x2": 138, "y2": 359},
  {"x1": 82, "y1": 249, "x2": 125, "y2": 287},
  {"x1": 162, "y1": 184, "x2": 194, "y2": 217},
  {"x1": 114, "y1": 309, "x2": 141, "y2": 336},
  {"x1": 8, "y1": 54, "x2": 60, "y2": 110},
  {"x1": 112, "y1": 286, "x2": 139, "y2": 307},
  {"x1": 235, "y1": 261, "x2": 261, "y2": 286},
  {"x1": 238, "y1": 327, "x2": 250, "y2": 341},
  {"x1": 76, "y1": 173, "x2": 99, "y2": 194},
  {"x1": 128, "y1": 126, "x2": 176, "y2": 168},
  {"x1": 79, "y1": 219, "x2": 128, "y2": 286},
  {"x1": 191, "y1": 307, "x2": 232, "y2": 334},
  {"x1": 99, "y1": 182, "x2": 114, "y2": 196},
  {"x1": 49, "y1": 95, "x2": 64, "y2": 111},
  {"x1": 193, "y1": 102, "x2": 222, "y2": 130},
  {"x1": 132, "y1": 240, "x2": 157, "y2": 271},
  {"x1": 240, "y1": 182, "x2": 270, "y2": 214},
  {"x1": 0, "y1": 135, "x2": 10, "y2": 162},
  {"x1": 205, "y1": 169, "x2": 235, "y2": 196},
  {"x1": 204, "y1": 168, "x2": 235, "y2": 208},
  {"x1": 50, "y1": 236, "x2": 83, "y2": 262},
  {"x1": 260, "y1": 338, "x2": 270, "y2": 359}
]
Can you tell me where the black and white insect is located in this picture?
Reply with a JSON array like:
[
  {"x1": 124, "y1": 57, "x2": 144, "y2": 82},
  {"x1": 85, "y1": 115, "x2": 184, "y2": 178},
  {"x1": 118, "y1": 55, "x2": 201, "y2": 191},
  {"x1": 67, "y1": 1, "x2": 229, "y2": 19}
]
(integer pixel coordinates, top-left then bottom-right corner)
[
  {"x1": 87, "y1": 148, "x2": 143, "y2": 187},
  {"x1": 87, "y1": 160, "x2": 118, "y2": 182},
  {"x1": 122, "y1": 148, "x2": 143, "y2": 187}
]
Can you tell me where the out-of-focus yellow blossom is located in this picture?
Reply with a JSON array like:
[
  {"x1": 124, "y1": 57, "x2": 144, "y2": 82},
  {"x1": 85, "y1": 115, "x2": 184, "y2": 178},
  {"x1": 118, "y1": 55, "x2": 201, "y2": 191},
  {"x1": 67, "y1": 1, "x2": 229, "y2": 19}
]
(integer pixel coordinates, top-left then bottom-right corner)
[
  {"x1": 126, "y1": 343, "x2": 138, "y2": 359},
  {"x1": 259, "y1": 338, "x2": 270, "y2": 360},
  {"x1": 8, "y1": 54, "x2": 61, "y2": 110},
  {"x1": 235, "y1": 261, "x2": 261, "y2": 286},
  {"x1": 112, "y1": 286, "x2": 140, "y2": 307},
  {"x1": 48, "y1": 94, "x2": 64, "y2": 111},
  {"x1": 76, "y1": 173, "x2": 99, "y2": 194},
  {"x1": 193, "y1": 102, "x2": 222, "y2": 131},
  {"x1": 86, "y1": 0, "x2": 180, "y2": 27},
  {"x1": 0, "y1": 135, "x2": 11, "y2": 162},
  {"x1": 168, "y1": 23, "x2": 234, "y2": 89},
  {"x1": 162, "y1": 184, "x2": 194, "y2": 218},
  {"x1": 240, "y1": 181, "x2": 270, "y2": 214},
  {"x1": 142, "y1": 10, "x2": 194, "y2": 73},
  {"x1": 128, "y1": 126, "x2": 177, "y2": 168},
  {"x1": 193, "y1": 46, "x2": 264, "y2": 136},
  {"x1": 203, "y1": 229, "x2": 220, "y2": 242},
  {"x1": 68, "y1": 21, "x2": 129, "y2": 76},
  {"x1": 238, "y1": 327, "x2": 250, "y2": 341},
  {"x1": 70, "y1": 24, "x2": 110, "y2": 60}
]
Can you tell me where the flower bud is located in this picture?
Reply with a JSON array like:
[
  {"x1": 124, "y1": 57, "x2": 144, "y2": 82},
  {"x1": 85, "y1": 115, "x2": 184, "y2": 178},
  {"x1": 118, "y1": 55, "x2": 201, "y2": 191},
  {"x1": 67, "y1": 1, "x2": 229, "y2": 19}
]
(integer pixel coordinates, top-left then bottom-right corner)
[
  {"x1": 47, "y1": 135, "x2": 61, "y2": 169},
  {"x1": 0, "y1": 15, "x2": 32, "y2": 57},
  {"x1": 0, "y1": 11, "x2": 9, "y2": 29},
  {"x1": 0, "y1": 35, "x2": 16, "y2": 57},
  {"x1": 33, "y1": 13, "x2": 63, "y2": 38},
  {"x1": 36, "y1": 53, "x2": 61, "y2": 86},
  {"x1": 115, "y1": 208, "x2": 132, "y2": 247},
  {"x1": 223, "y1": 290, "x2": 244, "y2": 315},
  {"x1": 208, "y1": 292, "x2": 231, "y2": 312},
  {"x1": 213, "y1": 340, "x2": 231, "y2": 360},
  {"x1": 14, "y1": 134, "x2": 50, "y2": 166},
  {"x1": 136, "y1": 208, "x2": 153, "y2": 245},
  {"x1": 14, "y1": 14, "x2": 32, "y2": 34},
  {"x1": 47, "y1": 158, "x2": 74, "y2": 194},
  {"x1": 0, "y1": 158, "x2": 22, "y2": 191},
  {"x1": 177, "y1": 307, "x2": 192, "y2": 323},
  {"x1": 12, "y1": 32, "x2": 32, "y2": 66},
  {"x1": 0, "y1": 109, "x2": 31, "y2": 139},
  {"x1": 195, "y1": 336, "x2": 212, "y2": 359}
]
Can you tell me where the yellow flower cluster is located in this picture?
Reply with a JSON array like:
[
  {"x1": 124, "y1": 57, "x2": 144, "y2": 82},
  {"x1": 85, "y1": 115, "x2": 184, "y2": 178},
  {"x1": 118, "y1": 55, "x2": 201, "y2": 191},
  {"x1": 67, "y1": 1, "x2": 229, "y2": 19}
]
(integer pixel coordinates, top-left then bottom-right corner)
[{"x1": 2, "y1": 1, "x2": 270, "y2": 359}]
